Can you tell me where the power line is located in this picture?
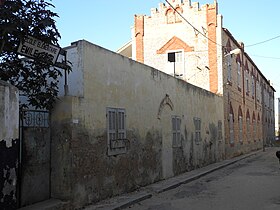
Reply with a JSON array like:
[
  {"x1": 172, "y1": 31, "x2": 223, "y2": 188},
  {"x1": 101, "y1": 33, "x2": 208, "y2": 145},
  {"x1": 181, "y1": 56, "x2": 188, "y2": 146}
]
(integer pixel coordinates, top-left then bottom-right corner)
[
  {"x1": 165, "y1": 0, "x2": 280, "y2": 52},
  {"x1": 165, "y1": 0, "x2": 224, "y2": 47},
  {"x1": 245, "y1": 35, "x2": 280, "y2": 47},
  {"x1": 251, "y1": 54, "x2": 280, "y2": 60},
  {"x1": 164, "y1": 1, "x2": 280, "y2": 61}
]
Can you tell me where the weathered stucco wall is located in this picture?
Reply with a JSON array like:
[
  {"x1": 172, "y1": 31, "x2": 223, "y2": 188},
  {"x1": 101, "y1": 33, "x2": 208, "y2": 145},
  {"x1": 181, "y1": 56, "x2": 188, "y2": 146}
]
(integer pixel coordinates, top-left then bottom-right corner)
[
  {"x1": 0, "y1": 80, "x2": 19, "y2": 209},
  {"x1": 52, "y1": 40, "x2": 225, "y2": 208}
]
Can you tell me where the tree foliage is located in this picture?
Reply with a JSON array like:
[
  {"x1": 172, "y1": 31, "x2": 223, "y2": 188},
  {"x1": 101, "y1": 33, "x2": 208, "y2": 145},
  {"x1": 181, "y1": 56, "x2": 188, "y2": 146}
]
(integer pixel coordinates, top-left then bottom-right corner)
[{"x1": 0, "y1": 0, "x2": 70, "y2": 110}]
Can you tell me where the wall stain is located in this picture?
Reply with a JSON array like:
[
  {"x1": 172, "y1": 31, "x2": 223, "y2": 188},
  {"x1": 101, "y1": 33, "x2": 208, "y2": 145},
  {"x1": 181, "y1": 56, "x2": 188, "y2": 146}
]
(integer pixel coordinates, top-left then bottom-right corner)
[
  {"x1": 0, "y1": 139, "x2": 19, "y2": 210},
  {"x1": 52, "y1": 124, "x2": 162, "y2": 208}
]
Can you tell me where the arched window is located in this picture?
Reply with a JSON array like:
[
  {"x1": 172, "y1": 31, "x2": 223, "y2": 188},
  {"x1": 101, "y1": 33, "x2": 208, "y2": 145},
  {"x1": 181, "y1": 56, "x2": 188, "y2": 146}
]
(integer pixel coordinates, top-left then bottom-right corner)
[
  {"x1": 251, "y1": 68, "x2": 255, "y2": 98},
  {"x1": 245, "y1": 61, "x2": 250, "y2": 95},
  {"x1": 236, "y1": 55, "x2": 241, "y2": 89},
  {"x1": 252, "y1": 112, "x2": 256, "y2": 141},
  {"x1": 166, "y1": 8, "x2": 175, "y2": 24},
  {"x1": 225, "y1": 39, "x2": 232, "y2": 54},
  {"x1": 246, "y1": 109, "x2": 250, "y2": 142},
  {"x1": 166, "y1": 7, "x2": 183, "y2": 24},
  {"x1": 225, "y1": 40, "x2": 232, "y2": 82},
  {"x1": 238, "y1": 106, "x2": 243, "y2": 143},
  {"x1": 174, "y1": 7, "x2": 183, "y2": 23},
  {"x1": 257, "y1": 113, "x2": 261, "y2": 141},
  {"x1": 229, "y1": 103, "x2": 234, "y2": 144}
]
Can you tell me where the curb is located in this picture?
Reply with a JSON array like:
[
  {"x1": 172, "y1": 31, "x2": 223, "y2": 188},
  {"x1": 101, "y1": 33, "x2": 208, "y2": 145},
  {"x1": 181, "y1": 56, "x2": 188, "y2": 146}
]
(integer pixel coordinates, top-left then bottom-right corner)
[
  {"x1": 112, "y1": 193, "x2": 152, "y2": 210},
  {"x1": 147, "y1": 151, "x2": 259, "y2": 194},
  {"x1": 85, "y1": 191, "x2": 152, "y2": 210},
  {"x1": 88, "y1": 150, "x2": 260, "y2": 210}
]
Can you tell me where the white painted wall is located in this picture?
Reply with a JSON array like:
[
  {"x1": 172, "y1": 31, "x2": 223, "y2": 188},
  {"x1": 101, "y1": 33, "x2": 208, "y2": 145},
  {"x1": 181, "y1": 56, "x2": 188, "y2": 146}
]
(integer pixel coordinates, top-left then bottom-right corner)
[
  {"x1": 57, "y1": 42, "x2": 84, "y2": 97},
  {"x1": 0, "y1": 80, "x2": 19, "y2": 145}
]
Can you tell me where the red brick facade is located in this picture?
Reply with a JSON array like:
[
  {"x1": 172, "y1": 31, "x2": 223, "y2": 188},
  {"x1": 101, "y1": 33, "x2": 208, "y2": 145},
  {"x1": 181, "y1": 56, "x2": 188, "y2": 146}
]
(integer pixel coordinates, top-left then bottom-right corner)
[
  {"x1": 134, "y1": 15, "x2": 144, "y2": 63},
  {"x1": 207, "y1": 2, "x2": 218, "y2": 93},
  {"x1": 156, "y1": 36, "x2": 194, "y2": 54}
]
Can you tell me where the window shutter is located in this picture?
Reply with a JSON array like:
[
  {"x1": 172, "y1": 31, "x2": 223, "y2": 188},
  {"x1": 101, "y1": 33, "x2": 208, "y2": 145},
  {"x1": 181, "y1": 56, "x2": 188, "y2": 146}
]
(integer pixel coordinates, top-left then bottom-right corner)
[
  {"x1": 107, "y1": 108, "x2": 127, "y2": 156},
  {"x1": 107, "y1": 108, "x2": 117, "y2": 148},
  {"x1": 172, "y1": 116, "x2": 177, "y2": 146},
  {"x1": 176, "y1": 118, "x2": 181, "y2": 145},
  {"x1": 117, "y1": 109, "x2": 126, "y2": 140}
]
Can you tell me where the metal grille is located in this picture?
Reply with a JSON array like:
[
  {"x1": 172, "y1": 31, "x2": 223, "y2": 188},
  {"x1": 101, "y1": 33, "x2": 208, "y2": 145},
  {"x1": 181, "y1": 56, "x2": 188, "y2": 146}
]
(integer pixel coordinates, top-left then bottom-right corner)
[{"x1": 21, "y1": 110, "x2": 49, "y2": 128}]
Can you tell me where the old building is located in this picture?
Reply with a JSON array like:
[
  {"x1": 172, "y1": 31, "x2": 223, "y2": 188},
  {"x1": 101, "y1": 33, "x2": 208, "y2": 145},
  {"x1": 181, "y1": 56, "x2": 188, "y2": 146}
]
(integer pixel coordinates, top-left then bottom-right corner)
[
  {"x1": 118, "y1": 0, "x2": 275, "y2": 157},
  {"x1": 277, "y1": 98, "x2": 280, "y2": 136},
  {"x1": 0, "y1": 81, "x2": 19, "y2": 209},
  {"x1": 50, "y1": 40, "x2": 225, "y2": 208}
]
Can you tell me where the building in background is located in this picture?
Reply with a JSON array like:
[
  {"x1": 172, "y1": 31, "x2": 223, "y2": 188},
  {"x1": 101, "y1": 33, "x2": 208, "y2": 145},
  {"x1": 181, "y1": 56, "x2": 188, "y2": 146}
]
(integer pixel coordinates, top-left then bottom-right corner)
[
  {"x1": 118, "y1": 0, "x2": 275, "y2": 157},
  {"x1": 0, "y1": 81, "x2": 19, "y2": 209},
  {"x1": 276, "y1": 98, "x2": 280, "y2": 137}
]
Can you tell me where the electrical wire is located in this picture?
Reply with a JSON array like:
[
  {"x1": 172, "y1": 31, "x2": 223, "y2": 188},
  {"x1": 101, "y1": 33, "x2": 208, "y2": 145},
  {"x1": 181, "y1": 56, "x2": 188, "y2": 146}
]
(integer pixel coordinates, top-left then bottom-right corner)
[
  {"x1": 245, "y1": 35, "x2": 280, "y2": 47},
  {"x1": 165, "y1": 0, "x2": 280, "y2": 61},
  {"x1": 251, "y1": 54, "x2": 280, "y2": 60},
  {"x1": 165, "y1": 0, "x2": 224, "y2": 47}
]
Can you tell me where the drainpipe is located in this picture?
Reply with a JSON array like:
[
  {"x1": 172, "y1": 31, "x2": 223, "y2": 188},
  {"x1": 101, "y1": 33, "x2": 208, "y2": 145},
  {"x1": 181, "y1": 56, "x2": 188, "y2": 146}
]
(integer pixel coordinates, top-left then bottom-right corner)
[{"x1": 63, "y1": 51, "x2": 69, "y2": 96}]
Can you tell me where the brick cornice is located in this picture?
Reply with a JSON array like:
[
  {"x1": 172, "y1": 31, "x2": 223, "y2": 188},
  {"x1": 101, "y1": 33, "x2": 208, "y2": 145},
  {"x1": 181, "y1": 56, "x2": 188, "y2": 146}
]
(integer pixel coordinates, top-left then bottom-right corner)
[{"x1": 157, "y1": 36, "x2": 194, "y2": 54}]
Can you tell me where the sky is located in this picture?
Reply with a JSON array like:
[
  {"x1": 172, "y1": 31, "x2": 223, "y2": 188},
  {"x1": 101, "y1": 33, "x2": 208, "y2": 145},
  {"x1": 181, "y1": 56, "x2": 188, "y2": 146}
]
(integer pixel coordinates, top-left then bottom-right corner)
[{"x1": 51, "y1": 0, "x2": 280, "y2": 101}]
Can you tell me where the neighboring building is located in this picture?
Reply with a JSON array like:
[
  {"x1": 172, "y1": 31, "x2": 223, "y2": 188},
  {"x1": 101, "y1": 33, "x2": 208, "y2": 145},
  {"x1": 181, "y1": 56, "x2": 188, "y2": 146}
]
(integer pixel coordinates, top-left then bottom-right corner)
[
  {"x1": 0, "y1": 81, "x2": 19, "y2": 209},
  {"x1": 51, "y1": 40, "x2": 225, "y2": 208},
  {"x1": 276, "y1": 98, "x2": 280, "y2": 136},
  {"x1": 118, "y1": 0, "x2": 275, "y2": 157}
]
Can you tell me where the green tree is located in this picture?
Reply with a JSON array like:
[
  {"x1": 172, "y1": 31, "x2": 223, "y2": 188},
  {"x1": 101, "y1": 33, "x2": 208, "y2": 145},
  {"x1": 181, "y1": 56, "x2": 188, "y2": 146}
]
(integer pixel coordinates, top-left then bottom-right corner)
[{"x1": 0, "y1": 0, "x2": 70, "y2": 110}]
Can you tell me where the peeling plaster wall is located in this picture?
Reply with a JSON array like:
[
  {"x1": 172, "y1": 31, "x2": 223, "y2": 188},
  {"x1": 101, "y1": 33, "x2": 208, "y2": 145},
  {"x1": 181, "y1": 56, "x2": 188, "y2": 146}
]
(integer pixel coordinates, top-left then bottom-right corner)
[
  {"x1": 52, "y1": 40, "x2": 225, "y2": 208},
  {"x1": 0, "y1": 80, "x2": 19, "y2": 209}
]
